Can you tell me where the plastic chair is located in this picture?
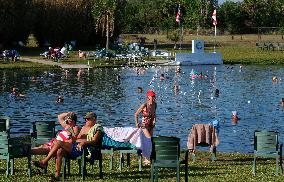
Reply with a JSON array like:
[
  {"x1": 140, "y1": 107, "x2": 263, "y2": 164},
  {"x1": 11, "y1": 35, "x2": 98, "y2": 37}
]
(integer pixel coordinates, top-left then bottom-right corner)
[
  {"x1": 0, "y1": 131, "x2": 32, "y2": 177},
  {"x1": 0, "y1": 116, "x2": 10, "y2": 132},
  {"x1": 101, "y1": 147, "x2": 115, "y2": 170},
  {"x1": 101, "y1": 133, "x2": 142, "y2": 171},
  {"x1": 31, "y1": 121, "x2": 56, "y2": 147},
  {"x1": 63, "y1": 141, "x2": 103, "y2": 181},
  {"x1": 30, "y1": 121, "x2": 56, "y2": 173},
  {"x1": 119, "y1": 148, "x2": 142, "y2": 171},
  {"x1": 187, "y1": 124, "x2": 219, "y2": 161},
  {"x1": 253, "y1": 131, "x2": 283, "y2": 175},
  {"x1": 151, "y1": 136, "x2": 188, "y2": 182}
]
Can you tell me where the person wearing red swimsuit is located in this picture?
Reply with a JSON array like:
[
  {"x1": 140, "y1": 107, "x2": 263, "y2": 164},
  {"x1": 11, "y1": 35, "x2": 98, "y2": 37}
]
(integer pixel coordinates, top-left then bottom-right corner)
[
  {"x1": 134, "y1": 90, "x2": 157, "y2": 137},
  {"x1": 135, "y1": 90, "x2": 157, "y2": 165}
]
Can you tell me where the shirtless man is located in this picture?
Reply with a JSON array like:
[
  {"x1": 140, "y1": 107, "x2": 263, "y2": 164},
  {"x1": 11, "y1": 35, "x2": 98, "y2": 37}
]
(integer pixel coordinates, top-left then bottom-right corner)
[{"x1": 32, "y1": 112, "x2": 103, "y2": 181}]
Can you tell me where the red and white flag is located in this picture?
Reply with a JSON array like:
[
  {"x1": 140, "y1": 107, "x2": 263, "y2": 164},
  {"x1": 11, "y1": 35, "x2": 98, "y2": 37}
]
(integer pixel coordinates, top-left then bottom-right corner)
[
  {"x1": 176, "y1": 4, "x2": 181, "y2": 23},
  {"x1": 212, "y1": 9, "x2": 217, "y2": 26}
]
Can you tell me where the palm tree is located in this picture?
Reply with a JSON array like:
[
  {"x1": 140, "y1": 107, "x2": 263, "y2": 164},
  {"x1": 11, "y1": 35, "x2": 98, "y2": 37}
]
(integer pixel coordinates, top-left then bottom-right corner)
[{"x1": 92, "y1": 0, "x2": 117, "y2": 49}]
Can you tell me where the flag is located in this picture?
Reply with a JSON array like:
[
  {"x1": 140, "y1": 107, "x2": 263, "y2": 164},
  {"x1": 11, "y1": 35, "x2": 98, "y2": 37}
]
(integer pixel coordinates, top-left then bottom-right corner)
[
  {"x1": 212, "y1": 9, "x2": 217, "y2": 26},
  {"x1": 176, "y1": 4, "x2": 181, "y2": 23}
]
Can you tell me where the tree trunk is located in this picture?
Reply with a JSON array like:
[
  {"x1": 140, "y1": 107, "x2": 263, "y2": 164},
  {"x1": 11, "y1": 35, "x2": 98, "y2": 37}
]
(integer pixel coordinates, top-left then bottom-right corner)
[{"x1": 106, "y1": 12, "x2": 109, "y2": 50}]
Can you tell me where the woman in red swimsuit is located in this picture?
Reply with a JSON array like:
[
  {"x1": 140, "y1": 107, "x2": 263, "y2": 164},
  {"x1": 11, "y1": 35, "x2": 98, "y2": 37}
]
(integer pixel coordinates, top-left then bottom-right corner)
[{"x1": 135, "y1": 90, "x2": 157, "y2": 137}]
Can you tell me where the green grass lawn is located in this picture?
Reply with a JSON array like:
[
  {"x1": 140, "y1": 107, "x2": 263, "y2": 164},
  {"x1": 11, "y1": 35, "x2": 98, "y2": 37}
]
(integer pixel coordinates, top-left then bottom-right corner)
[
  {"x1": 0, "y1": 151, "x2": 283, "y2": 182},
  {"x1": 219, "y1": 45, "x2": 284, "y2": 64},
  {"x1": 1, "y1": 34, "x2": 284, "y2": 69},
  {"x1": 0, "y1": 60, "x2": 52, "y2": 69}
]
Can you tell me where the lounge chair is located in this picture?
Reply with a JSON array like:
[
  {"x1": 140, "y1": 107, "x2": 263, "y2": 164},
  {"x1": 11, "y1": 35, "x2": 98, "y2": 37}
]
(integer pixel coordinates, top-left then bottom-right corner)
[
  {"x1": 0, "y1": 131, "x2": 32, "y2": 177},
  {"x1": 63, "y1": 137, "x2": 103, "y2": 181},
  {"x1": 253, "y1": 130, "x2": 283, "y2": 175},
  {"x1": 0, "y1": 116, "x2": 10, "y2": 131},
  {"x1": 151, "y1": 136, "x2": 188, "y2": 182},
  {"x1": 187, "y1": 124, "x2": 219, "y2": 161},
  {"x1": 30, "y1": 121, "x2": 56, "y2": 173}
]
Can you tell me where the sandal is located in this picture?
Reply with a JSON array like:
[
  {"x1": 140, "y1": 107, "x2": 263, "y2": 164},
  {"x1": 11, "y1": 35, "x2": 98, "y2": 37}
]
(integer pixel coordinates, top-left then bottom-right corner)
[
  {"x1": 49, "y1": 175, "x2": 60, "y2": 182},
  {"x1": 32, "y1": 161, "x2": 47, "y2": 170}
]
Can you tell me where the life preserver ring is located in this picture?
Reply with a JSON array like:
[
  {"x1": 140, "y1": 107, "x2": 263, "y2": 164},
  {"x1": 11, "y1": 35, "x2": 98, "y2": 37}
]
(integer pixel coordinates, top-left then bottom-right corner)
[{"x1": 196, "y1": 42, "x2": 203, "y2": 50}]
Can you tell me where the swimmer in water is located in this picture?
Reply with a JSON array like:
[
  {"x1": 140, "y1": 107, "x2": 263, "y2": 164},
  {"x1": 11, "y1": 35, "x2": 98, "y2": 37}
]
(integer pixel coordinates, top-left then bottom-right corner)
[
  {"x1": 137, "y1": 87, "x2": 143, "y2": 93},
  {"x1": 11, "y1": 87, "x2": 25, "y2": 97},
  {"x1": 56, "y1": 96, "x2": 64, "y2": 103},
  {"x1": 160, "y1": 74, "x2": 166, "y2": 80},
  {"x1": 231, "y1": 111, "x2": 239, "y2": 124},
  {"x1": 272, "y1": 76, "x2": 278, "y2": 83},
  {"x1": 280, "y1": 98, "x2": 284, "y2": 107},
  {"x1": 214, "y1": 89, "x2": 220, "y2": 97}
]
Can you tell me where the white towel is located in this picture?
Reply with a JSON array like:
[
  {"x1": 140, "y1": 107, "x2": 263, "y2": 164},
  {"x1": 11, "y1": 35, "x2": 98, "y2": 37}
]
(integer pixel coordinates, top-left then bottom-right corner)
[{"x1": 103, "y1": 127, "x2": 152, "y2": 158}]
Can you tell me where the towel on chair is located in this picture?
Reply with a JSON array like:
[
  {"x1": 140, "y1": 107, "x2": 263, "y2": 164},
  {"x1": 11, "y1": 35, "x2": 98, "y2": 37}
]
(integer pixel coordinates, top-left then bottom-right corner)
[
  {"x1": 187, "y1": 124, "x2": 219, "y2": 152},
  {"x1": 103, "y1": 127, "x2": 151, "y2": 158}
]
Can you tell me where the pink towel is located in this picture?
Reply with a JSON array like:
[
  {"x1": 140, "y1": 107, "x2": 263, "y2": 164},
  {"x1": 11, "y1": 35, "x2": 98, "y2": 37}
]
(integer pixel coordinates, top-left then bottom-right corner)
[{"x1": 187, "y1": 124, "x2": 219, "y2": 152}]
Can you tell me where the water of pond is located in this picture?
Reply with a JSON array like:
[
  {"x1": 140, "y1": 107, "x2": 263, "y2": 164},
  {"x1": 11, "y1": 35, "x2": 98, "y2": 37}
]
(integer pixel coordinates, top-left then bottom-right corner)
[{"x1": 0, "y1": 65, "x2": 283, "y2": 154}]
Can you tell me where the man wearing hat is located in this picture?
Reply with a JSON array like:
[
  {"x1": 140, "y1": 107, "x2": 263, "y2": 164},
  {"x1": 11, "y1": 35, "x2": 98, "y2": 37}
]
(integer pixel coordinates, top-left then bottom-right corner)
[{"x1": 32, "y1": 111, "x2": 103, "y2": 181}]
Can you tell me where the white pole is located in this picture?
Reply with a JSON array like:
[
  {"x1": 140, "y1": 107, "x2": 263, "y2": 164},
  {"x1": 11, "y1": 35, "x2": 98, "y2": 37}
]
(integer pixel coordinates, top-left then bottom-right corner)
[
  {"x1": 214, "y1": 25, "x2": 216, "y2": 53},
  {"x1": 179, "y1": 23, "x2": 182, "y2": 49}
]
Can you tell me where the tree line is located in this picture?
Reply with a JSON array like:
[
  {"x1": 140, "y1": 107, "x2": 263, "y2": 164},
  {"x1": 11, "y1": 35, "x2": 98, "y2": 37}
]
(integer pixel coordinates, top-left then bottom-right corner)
[{"x1": 1, "y1": 0, "x2": 284, "y2": 47}]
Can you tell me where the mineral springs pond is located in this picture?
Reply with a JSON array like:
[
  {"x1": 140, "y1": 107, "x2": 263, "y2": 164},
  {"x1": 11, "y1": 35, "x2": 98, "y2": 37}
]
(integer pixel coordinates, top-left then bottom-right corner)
[{"x1": 0, "y1": 64, "x2": 283, "y2": 153}]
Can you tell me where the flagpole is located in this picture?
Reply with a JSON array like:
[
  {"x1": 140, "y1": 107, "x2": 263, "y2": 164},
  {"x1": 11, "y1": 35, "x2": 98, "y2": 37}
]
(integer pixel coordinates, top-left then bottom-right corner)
[
  {"x1": 179, "y1": 22, "x2": 182, "y2": 49},
  {"x1": 212, "y1": 9, "x2": 217, "y2": 53},
  {"x1": 214, "y1": 25, "x2": 216, "y2": 53}
]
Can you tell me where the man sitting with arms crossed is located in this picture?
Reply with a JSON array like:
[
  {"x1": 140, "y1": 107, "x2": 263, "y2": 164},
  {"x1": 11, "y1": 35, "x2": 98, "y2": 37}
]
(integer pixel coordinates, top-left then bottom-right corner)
[{"x1": 33, "y1": 112, "x2": 103, "y2": 181}]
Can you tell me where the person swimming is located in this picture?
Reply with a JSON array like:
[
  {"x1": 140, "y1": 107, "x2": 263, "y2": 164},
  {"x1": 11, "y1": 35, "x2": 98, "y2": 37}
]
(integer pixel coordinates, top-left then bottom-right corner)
[
  {"x1": 56, "y1": 96, "x2": 64, "y2": 103},
  {"x1": 272, "y1": 76, "x2": 278, "y2": 83},
  {"x1": 160, "y1": 74, "x2": 166, "y2": 80},
  {"x1": 214, "y1": 89, "x2": 220, "y2": 97},
  {"x1": 11, "y1": 87, "x2": 25, "y2": 97},
  {"x1": 280, "y1": 98, "x2": 284, "y2": 107},
  {"x1": 231, "y1": 111, "x2": 239, "y2": 125},
  {"x1": 137, "y1": 87, "x2": 143, "y2": 93}
]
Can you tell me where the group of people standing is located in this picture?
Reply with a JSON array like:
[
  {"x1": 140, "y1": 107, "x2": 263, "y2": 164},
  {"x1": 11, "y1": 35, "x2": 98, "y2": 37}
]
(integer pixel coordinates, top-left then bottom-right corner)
[{"x1": 31, "y1": 89, "x2": 157, "y2": 181}]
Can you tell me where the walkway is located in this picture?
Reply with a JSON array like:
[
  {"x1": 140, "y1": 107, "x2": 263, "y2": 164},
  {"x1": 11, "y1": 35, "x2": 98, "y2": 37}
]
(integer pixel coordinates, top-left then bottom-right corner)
[{"x1": 22, "y1": 57, "x2": 92, "y2": 69}]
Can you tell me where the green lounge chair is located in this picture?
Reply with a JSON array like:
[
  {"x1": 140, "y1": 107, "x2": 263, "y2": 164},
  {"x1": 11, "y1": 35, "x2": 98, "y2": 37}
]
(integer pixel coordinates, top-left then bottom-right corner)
[
  {"x1": 253, "y1": 131, "x2": 283, "y2": 175},
  {"x1": 0, "y1": 131, "x2": 32, "y2": 177},
  {"x1": 31, "y1": 121, "x2": 56, "y2": 173},
  {"x1": 0, "y1": 116, "x2": 10, "y2": 132},
  {"x1": 63, "y1": 139, "x2": 103, "y2": 181},
  {"x1": 151, "y1": 136, "x2": 188, "y2": 182}
]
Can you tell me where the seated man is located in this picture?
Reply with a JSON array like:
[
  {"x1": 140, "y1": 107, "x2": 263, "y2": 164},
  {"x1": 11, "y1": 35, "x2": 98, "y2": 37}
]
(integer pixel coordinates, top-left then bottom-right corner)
[{"x1": 32, "y1": 112, "x2": 103, "y2": 181}]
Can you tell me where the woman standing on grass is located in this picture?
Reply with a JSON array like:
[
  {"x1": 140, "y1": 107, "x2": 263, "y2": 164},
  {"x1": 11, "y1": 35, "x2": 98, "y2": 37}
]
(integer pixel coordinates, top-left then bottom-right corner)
[{"x1": 134, "y1": 90, "x2": 157, "y2": 137}]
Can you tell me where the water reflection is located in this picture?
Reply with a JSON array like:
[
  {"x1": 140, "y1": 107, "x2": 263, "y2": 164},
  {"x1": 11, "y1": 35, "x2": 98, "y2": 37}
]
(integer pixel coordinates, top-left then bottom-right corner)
[{"x1": 0, "y1": 65, "x2": 283, "y2": 153}]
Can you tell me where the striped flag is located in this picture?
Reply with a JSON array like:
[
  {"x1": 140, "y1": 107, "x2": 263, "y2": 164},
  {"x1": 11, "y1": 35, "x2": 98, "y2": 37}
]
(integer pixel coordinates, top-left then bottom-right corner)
[
  {"x1": 212, "y1": 9, "x2": 217, "y2": 26},
  {"x1": 176, "y1": 4, "x2": 181, "y2": 23}
]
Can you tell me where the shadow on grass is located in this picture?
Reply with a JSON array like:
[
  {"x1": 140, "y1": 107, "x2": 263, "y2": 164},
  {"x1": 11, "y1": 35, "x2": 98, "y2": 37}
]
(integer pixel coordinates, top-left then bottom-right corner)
[{"x1": 217, "y1": 157, "x2": 277, "y2": 163}]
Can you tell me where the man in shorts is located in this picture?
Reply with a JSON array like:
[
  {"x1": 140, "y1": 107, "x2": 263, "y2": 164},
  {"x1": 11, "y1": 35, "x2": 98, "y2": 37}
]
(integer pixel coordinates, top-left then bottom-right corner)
[{"x1": 32, "y1": 112, "x2": 103, "y2": 181}]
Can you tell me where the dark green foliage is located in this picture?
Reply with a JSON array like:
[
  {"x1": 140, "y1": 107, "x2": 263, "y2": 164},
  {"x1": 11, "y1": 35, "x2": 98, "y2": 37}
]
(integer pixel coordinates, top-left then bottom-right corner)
[
  {"x1": 1, "y1": 0, "x2": 284, "y2": 47},
  {"x1": 0, "y1": 0, "x2": 33, "y2": 47},
  {"x1": 32, "y1": 0, "x2": 95, "y2": 46}
]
